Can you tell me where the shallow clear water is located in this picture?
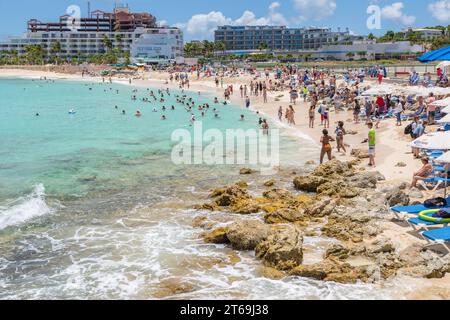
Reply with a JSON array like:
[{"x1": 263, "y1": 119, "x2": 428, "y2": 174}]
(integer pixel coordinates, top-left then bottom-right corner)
[{"x1": 0, "y1": 78, "x2": 416, "y2": 300}]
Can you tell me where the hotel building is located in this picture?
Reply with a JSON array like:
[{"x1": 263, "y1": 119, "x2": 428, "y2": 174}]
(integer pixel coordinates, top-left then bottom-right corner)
[
  {"x1": 214, "y1": 25, "x2": 356, "y2": 51},
  {"x1": 0, "y1": 5, "x2": 183, "y2": 63}
]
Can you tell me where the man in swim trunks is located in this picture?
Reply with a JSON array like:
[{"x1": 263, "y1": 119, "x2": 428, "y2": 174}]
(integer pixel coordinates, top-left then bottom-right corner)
[{"x1": 362, "y1": 122, "x2": 376, "y2": 167}]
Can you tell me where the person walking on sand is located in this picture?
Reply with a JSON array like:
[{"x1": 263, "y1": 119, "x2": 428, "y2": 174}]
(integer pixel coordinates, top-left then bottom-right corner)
[
  {"x1": 335, "y1": 121, "x2": 347, "y2": 154},
  {"x1": 309, "y1": 105, "x2": 316, "y2": 128},
  {"x1": 278, "y1": 106, "x2": 283, "y2": 122},
  {"x1": 245, "y1": 96, "x2": 251, "y2": 109},
  {"x1": 362, "y1": 122, "x2": 376, "y2": 167},
  {"x1": 320, "y1": 129, "x2": 335, "y2": 164}
]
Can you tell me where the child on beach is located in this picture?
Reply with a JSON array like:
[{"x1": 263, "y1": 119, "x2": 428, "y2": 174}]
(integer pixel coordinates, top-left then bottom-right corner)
[
  {"x1": 335, "y1": 121, "x2": 347, "y2": 154},
  {"x1": 320, "y1": 129, "x2": 335, "y2": 164}
]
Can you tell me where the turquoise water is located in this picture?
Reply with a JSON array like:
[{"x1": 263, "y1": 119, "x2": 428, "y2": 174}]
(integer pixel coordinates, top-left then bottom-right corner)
[{"x1": 0, "y1": 77, "x2": 409, "y2": 300}]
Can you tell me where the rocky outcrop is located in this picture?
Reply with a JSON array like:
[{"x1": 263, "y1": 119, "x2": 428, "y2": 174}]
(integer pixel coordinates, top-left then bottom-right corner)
[
  {"x1": 385, "y1": 187, "x2": 410, "y2": 207},
  {"x1": 255, "y1": 225, "x2": 304, "y2": 271},
  {"x1": 351, "y1": 148, "x2": 369, "y2": 159},
  {"x1": 293, "y1": 175, "x2": 327, "y2": 193},
  {"x1": 201, "y1": 227, "x2": 229, "y2": 244},
  {"x1": 240, "y1": 168, "x2": 256, "y2": 175},
  {"x1": 264, "y1": 208, "x2": 306, "y2": 224},
  {"x1": 226, "y1": 220, "x2": 271, "y2": 251},
  {"x1": 289, "y1": 259, "x2": 369, "y2": 284}
]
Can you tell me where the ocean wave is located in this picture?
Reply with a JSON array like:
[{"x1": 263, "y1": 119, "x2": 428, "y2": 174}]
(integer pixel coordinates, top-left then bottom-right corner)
[{"x1": 0, "y1": 184, "x2": 53, "y2": 230}]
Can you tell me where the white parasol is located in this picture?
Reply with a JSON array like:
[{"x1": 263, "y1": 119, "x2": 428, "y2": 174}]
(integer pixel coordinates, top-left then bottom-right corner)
[
  {"x1": 435, "y1": 151, "x2": 450, "y2": 198},
  {"x1": 438, "y1": 114, "x2": 450, "y2": 124},
  {"x1": 432, "y1": 97, "x2": 450, "y2": 107},
  {"x1": 442, "y1": 105, "x2": 450, "y2": 114},
  {"x1": 411, "y1": 132, "x2": 450, "y2": 150}
]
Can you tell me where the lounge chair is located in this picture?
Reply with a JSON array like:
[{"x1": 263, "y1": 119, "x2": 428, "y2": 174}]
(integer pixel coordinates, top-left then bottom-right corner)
[
  {"x1": 391, "y1": 196, "x2": 450, "y2": 214},
  {"x1": 423, "y1": 227, "x2": 450, "y2": 241},
  {"x1": 419, "y1": 177, "x2": 450, "y2": 192}
]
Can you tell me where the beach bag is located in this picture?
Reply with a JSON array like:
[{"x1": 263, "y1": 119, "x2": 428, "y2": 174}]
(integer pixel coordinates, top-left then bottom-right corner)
[
  {"x1": 404, "y1": 123, "x2": 413, "y2": 135},
  {"x1": 318, "y1": 106, "x2": 322, "y2": 114},
  {"x1": 433, "y1": 208, "x2": 450, "y2": 219},
  {"x1": 424, "y1": 197, "x2": 447, "y2": 208}
]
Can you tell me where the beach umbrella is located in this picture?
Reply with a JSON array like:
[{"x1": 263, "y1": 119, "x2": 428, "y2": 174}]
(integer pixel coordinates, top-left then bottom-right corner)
[
  {"x1": 437, "y1": 61, "x2": 450, "y2": 69},
  {"x1": 417, "y1": 45, "x2": 450, "y2": 63},
  {"x1": 438, "y1": 114, "x2": 450, "y2": 124},
  {"x1": 436, "y1": 151, "x2": 450, "y2": 164},
  {"x1": 411, "y1": 132, "x2": 450, "y2": 150},
  {"x1": 432, "y1": 97, "x2": 450, "y2": 107},
  {"x1": 442, "y1": 105, "x2": 450, "y2": 114}
]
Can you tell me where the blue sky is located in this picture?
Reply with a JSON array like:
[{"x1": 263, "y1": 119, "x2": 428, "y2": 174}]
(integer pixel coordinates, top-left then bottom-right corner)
[{"x1": 0, "y1": 0, "x2": 449, "y2": 40}]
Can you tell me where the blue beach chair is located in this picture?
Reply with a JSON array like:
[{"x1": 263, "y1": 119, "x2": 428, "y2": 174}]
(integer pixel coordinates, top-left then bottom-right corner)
[
  {"x1": 423, "y1": 227, "x2": 450, "y2": 242},
  {"x1": 391, "y1": 197, "x2": 450, "y2": 214}
]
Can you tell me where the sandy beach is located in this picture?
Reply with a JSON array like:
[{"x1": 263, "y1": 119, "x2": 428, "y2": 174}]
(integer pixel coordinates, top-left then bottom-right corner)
[{"x1": 1, "y1": 67, "x2": 449, "y2": 299}]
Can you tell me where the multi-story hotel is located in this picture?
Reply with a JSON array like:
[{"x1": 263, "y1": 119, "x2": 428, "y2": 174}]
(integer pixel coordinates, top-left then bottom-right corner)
[
  {"x1": 214, "y1": 25, "x2": 356, "y2": 51},
  {"x1": 0, "y1": 5, "x2": 184, "y2": 63}
]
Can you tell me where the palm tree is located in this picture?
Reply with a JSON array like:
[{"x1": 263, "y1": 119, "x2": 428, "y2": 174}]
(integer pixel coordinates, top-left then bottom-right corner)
[
  {"x1": 346, "y1": 52, "x2": 355, "y2": 60},
  {"x1": 50, "y1": 41, "x2": 62, "y2": 64},
  {"x1": 214, "y1": 41, "x2": 226, "y2": 54},
  {"x1": 102, "y1": 36, "x2": 113, "y2": 51},
  {"x1": 258, "y1": 41, "x2": 268, "y2": 51},
  {"x1": 25, "y1": 45, "x2": 45, "y2": 65}
]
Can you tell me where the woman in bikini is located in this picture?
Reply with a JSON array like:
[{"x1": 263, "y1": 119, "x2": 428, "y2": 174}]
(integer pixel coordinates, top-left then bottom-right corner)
[{"x1": 320, "y1": 129, "x2": 335, "y2": 164}]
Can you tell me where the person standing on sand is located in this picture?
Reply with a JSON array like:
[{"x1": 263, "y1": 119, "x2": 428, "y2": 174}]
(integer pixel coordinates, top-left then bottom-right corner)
[
  {"x1": 278, "y1": 107, "x2": 283, "y2": 122},
  {"x1": 263, "y1": 87, "x2": 268, "y2": 103},
  {"x1": 309, "y1": 105, "x2": 316, "y2": 128},
  {"x1": 245, "y1": 96, "x2": 251, "y2": 109},
  {"x1": 362, "y1": 122, "x2": 376, "y2": 167},
  {"x1": 240, "y1": 85, "x2": 244, "y2": 98},
  {"x1": 320, "y1": 129, "x2": 335, "y2": 164},
  {"x1": 288, "y1": 105, "x2": 296, "y2": 125},
  {"x1": 335, "y1": 121, "x2": 347, "y2": 154}
]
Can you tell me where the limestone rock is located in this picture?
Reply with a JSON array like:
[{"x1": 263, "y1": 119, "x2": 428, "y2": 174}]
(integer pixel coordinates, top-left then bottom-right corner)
[
  {"x1": 240, "y1": 168, "x2": 256, "y2": 175},
  {"x1": 201, "y1": 227, "x2": 229, "y2": 244},
  {"x1": 226, "y1": 220, "x2": 271, "y2": 251},
  {"x1": 263, "y1": 179, "x2": 276, "y2": 187},
  {"x1": 264, "y1": 208, "x2": 306, "y2": 224},
  {"x1": 385, "y1": 187, "x2": 410, "y2": 207},
  {"x1": 304, "y1": 198, "x2": 337, "y2": 217},
  {"x1": 290, "y1": 260, "x2": 369, "y2": 284},
  {"x1": 255, "y1": 225, "x2": 304, "y2": 271},
  {"x1": 351, "y1": 149, "x2": 370, "y2": 159},
  {"x1": 312, "y1": 160, "x2": 354, "y2": 177},
  {"x1": 293, "y1": 175, "x2": 327, "y2": 192},
  {"x1": 325, "y1": 244, "x2": 350, "y2": 260}
]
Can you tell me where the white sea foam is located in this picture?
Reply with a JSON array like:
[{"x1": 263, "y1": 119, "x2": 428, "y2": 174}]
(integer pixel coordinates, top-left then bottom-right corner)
[{"x1": 0, "y1": 184, "x2": 52, "y2": 230}]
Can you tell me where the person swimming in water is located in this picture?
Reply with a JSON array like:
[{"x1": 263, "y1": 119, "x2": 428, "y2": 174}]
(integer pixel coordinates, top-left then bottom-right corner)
[
  {"x1": 240, "y1": 115, "x2": 245, "y2": 121},
  {"x1": 161, "y1": 115, "x2": 167, "y2": 120},
  {"x1": 135, "y1": 111, "x2": 142, "y2": 117},
  {"x1": 153, "y1": 108, "x2": 158, "y2": 112},
  {"x1": 36, "y1": 113, "x2": 40, "y2": 117},
  {"x1": 190, "y1": 114, "x2": 196, "y2": 125},
  {"x1": 122, "y1": 110, "x2": 126, "y2": 115}
]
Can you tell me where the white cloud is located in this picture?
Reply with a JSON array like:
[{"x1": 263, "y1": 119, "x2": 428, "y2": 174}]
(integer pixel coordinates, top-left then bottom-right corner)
[
  {"x1": 428, "y1": 0, "x2": 450, "y2": 22},
  {"x1": 179, "y1": 2, "x2": 288, "y2": 39},
  {"x1": 381, "y1": 2, "x2": 416, "y2": 25},
  {"x1": 292, "y1": 0, "x2": 337, "y2": 21}
]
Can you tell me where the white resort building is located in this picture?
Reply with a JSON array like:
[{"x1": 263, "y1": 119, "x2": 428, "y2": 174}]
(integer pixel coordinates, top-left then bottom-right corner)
[{"x1": 0, "y1": 5, "x2": 183, "y2": 64}]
